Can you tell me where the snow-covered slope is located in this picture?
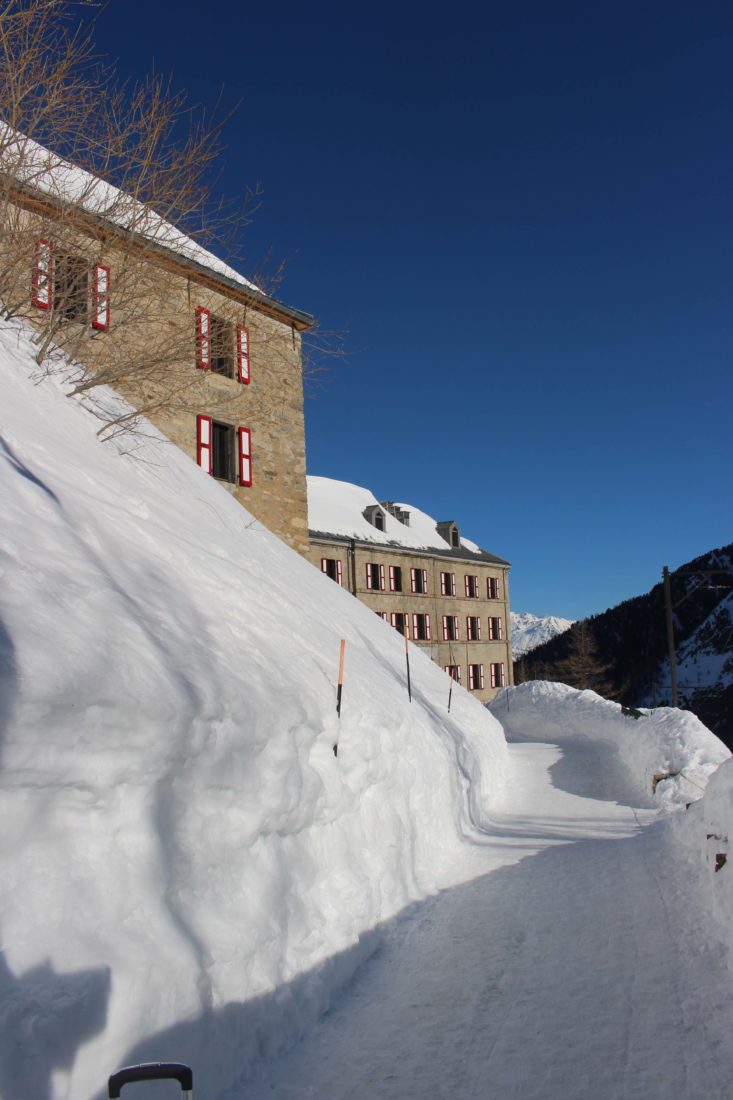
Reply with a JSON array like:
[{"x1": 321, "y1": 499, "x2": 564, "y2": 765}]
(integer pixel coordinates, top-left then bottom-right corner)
[
  {"x1": 0, "y1": 320, "x2": 508, "y2": 1100},
  {"x1": 510, "y1": 611, "x2": 574, "y2": 658}
]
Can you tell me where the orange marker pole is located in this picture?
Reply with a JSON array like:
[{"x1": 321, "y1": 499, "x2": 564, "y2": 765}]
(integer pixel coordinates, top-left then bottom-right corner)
[
  {"x1": 404, "y1": 625, "x2": 412, "y2": 703},
  {"x1": 334, "y1": 639, "x2": 346, "y2": 757}
]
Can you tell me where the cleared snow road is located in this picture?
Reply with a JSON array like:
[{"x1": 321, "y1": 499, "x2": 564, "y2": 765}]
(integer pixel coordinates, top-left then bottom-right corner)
[{"x1": 239, "y1": 736, "x2": 733, "y2": 1100}]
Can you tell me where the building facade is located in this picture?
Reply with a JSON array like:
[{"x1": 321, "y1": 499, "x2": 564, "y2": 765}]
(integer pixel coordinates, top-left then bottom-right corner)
[
  {"x1": 306, "y1": 482, "x2": 513, "y2": 703},
  {"x1": 6, "y1": 135, "x2": 313, "y2": 553}
]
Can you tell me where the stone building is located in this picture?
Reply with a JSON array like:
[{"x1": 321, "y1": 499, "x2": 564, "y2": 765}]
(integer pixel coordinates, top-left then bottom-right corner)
[
  {"x1": 6, "y1": 132, "x2": 313, "y2": 553},
  {"x1": 306, "y1": 477, "x2": 513, "y2": 703}
]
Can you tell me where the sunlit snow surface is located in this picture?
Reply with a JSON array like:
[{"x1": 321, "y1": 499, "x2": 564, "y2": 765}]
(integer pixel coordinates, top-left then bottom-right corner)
[
  {"x1": 0, "y1": 320, "x2": 506, "y2": 1100},
  {"x1": 1, "y1": 320, "x2": 732, "y2": 1100}
]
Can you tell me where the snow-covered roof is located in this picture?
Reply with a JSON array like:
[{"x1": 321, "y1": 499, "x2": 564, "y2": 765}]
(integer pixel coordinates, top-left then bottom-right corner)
[
  {"x1": 307, "y1": 476, "x2": 509, "y2": 564},
  {"x1": 1, "y1": 126, "x2": 313, "y2": 324}
]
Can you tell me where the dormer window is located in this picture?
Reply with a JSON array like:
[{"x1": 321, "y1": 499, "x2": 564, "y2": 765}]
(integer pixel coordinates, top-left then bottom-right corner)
[
  {"x1": 363, "y1": 505, "x2": 387, "y2": 531},
  {"x1": 437, "y1": 521, "x2": 460, "y2": 547},
  {"x1": 380, "y1": 502, "x2": 411, "y2": 527}
]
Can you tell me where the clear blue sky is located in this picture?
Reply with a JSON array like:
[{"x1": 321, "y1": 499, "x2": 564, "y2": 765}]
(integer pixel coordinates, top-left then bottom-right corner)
[{"x1": 92, "y1": 1, "x2": 732, "y2": 619}]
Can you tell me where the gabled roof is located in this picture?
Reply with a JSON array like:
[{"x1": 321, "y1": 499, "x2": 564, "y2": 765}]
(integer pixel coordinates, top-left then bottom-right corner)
[
  {"x1": 307, "y1": 476, "x2": 510, "y2": 566},
  {"x1": 1, "y1": 126, "x2": 314, "y2": 329}
]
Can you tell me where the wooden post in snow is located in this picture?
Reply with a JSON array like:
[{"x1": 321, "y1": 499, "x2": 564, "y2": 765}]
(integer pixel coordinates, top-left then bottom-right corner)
[{"x1": 334, "y1": 639, "x2": 346, "y2": 757}]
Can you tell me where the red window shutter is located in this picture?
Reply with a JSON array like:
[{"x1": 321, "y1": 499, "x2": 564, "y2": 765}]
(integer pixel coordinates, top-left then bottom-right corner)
[
  {"x1": 480, "y1": 665, "x2": 485, "y2": 689},
  {"x1": 380, "y1": 564, "x2": 385, "y2": 590},
  {"x1": 422, "y1": 569, "x2": 428, "y2": 594},
  {"x1": 366, "y1": 564, "x2": 373, "y2": 590},
  {"x1": 92, "y1": 263, "x2": 111, "y2": 330},
  {"x1": 412, "y1": 613, "x2": 418, "y2": 639},
  {"x1": 464, "y1": 575, "x2": 469, "y2": 597},
  {"x1": 442, "y1": 616, "x2": 448, "y2": 641},
  {"x1": 425, "y1": 614, "x2": 431, "y2": 641},
  {"x1": 440, "y1": 572, "x2": 446, "y2": 596},
  {"x1": 451, "y1": 573, "x2": 456, "y2": 596},
  {"x1": 498, "y1": 617, "x2": 503, "y2": 640},
  {"x1": 390, "y1": 612, "x2": 397, "y2": 628},
  {"x1": 496, "y1": 579, "x2": 502, "y2": 599},
  {"x1": 454, "y1": 616, "x2": 459, "y2": 640},
  {"x1": 389, "y1": 565, "x2": 395, "y2": 591},
  {"x1": 469, "y1": 665, "x2": 475, "y2": 691},
  {"x1": 237, "y1": 324, "x2": 251, "y2": 384},
  {"x1": 32, "y1": 239, "x2": 53, "y2": 309},
  {"x1": 321, "y1": 558, "x2": 328, "y2": 574},
  {"x1": 238, "y1": 427, "x2": 252, "y2": 486},
  {"x1": 196, "y1": 306, "x2": 211, "y2": 369},
  {"x1": 457, "y1": 665, "x2": 462, "y2": 684},
  {"x1": 477, "y1": 618, "x2": 481, "y2": 640},
  {"x1": 336, "y1": 560, "x2": 343, "y2": 586},
  {"x1": 196, "y1": 415, "x2": 213, "y2": 474},
  {"x1": 410, "y1": 568, "x2": 417, "y2": 593}
]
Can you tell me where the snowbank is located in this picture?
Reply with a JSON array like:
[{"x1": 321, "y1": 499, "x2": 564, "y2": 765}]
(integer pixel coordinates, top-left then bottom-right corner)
[
  {"x1": 0, "y1": 320, "x2": 508, "y2": 1100},
  {"x1": 489, "y1": 681, "x2": 729, "y2": 809},
  {"x1": 668, "y1": 757, "x2": 733, "y2": 959}
]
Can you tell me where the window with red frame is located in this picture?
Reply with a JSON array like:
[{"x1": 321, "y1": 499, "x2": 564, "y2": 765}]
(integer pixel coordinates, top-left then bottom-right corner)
[
  {"x1": 321, "y1": 558, "x2": 342, "y2": 585},
  {"x1": 490, "y1": 662, "x2": 506, "y2": 689},
  {"x1": 464, "y1": 574, "x2": 479, "y2": 598},
  {"x1": 468, "y1": 664, "x2": 484, "y2": 691},
  {"x1": 466, "y1": 615, "x2": 481, "y2": 641},
  {"x1": 488, "y1": 616, "x2": 503, "y2": 640},
  {"x1": 442, "y1": 615, "x2": 459, "y2": 641},
  {"x1": 366, "y1": 562, "x2": 385, "y2": 591}
]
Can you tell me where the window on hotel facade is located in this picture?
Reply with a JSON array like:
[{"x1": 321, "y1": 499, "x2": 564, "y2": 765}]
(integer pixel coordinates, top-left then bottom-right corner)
[
  {"x1": 366, "y1": 562, "x2": 385, "y2": 590},
  {"x1": 487, "y1": 576, "x2": 501, "y2": 600},
  {"x1": 440, "y1": 571, "x2": 456, "y2": 597},
  {"x1": 465, "y1": 574, "x2": 479, "y2": 598},
  {"x1": 32, "y1": 240, "x2": 111, "y2": 329},
  {"x1": 488, "y1": 616, "x2": 503, "y2": 641},
  {"x1": 466, "y1": 616, "x2": 481, "y2": 641},
  {"x1": 468, "y1": 664, "x2": 484, "y2": 691},
  {"x1": 196, "y1": 306, "x2": 250, "y2": 382},
  {"x1": 490, "y1": 662, "x2": 506, "y2": 689},
  {"x1": 321, "y1": 558, "x2": 343, "y2": 585},
  {"x1": 412, "y1": 613, "x2": 431, "y2": 641},
  {"x1": 389, "y1": 565, "x2": 403, "y2": 592},
  {"x1": 391, "y1": 611, "x2": 409, "y2": 638},
  {"x1": 442, "y1": 615, "x2": 459, "y2": 641},
  {"x1": 411, "y1": 568, "x2": 428, "y2": 594},
  {"x1": 196, "y1": 416, "x2": 252, "y2": 486}
]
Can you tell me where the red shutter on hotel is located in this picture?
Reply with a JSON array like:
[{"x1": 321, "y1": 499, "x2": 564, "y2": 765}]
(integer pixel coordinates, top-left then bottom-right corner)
[
  {"x1": 321, "y1": 558, "x2": 328, "y2": 574},
  {"x1": 442, "y1": 616, "x2": 448, "y2": 641},
  {"x1": 422, "y1": 569, "x2": 428, "y2": 594},
  {"x1": 238, "y1": 427, "x2": 252, "y2": 486},
  {"x1": 336, "y1": 560, "x2": 343, "y2": 586},
  {"x1": 425, "y1": 614, "x2": 431, "y2": 641},
  {"x1": 451, "y1": 574, "x2": 456, "y2": 596},
  {"x1": 480, "y1": 665, "x2": 485, "y2": 689},
  {"x1": 196, "y1": 306, "x2": 211, "y2": 369},
  {"x1": 92, "y1": 264, "x2": 111, "y2": 330},
  {"x1": 196, "y1": 415, "x2": 213, "y2": 473},
  {"x1": 498, "y1": 617, "x2": 503, "y2": 640},
  {"x1": 440, "y1": 573, "x2": 446, "y2": 596},
  {"x1": 410, "y1": 568, "x2": 416, "y2": 593},
  {"x1": 237, "y1": 324, "x2": 250, "y2": 384},
  {"x1": 389, "y1": 565, "x2": 396, "y2": 591},
  {"x1": 412, "y1": 613, "x2": 418, "y2": 639},
  {"x1": 454, "y1": 616, "x2": 459, "y2": 640},
  {"x1": 32, "y1": 239, "x2": 53, "y2": 309},
  {"x1": 379, "y1": 564, "x2": 385, "y2": 590},
  {"x1": 366, "y1": 564, "x2": 373, "y2": 590}
]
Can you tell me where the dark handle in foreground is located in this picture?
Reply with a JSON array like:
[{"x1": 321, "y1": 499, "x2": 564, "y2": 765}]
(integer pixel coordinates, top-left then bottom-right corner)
[{"x1": 108, "y1": 1062, "x2": 193, "y2": 1097}]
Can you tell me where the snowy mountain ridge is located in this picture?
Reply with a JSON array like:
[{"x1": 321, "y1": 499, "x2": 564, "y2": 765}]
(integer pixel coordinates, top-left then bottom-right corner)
[{"x1": 510, "y1": 611, "x2": 574, "y2": 658}]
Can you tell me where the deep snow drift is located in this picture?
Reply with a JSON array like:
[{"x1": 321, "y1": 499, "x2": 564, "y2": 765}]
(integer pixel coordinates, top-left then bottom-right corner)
[{"x1": 0, "y1": 319, "x2": 508, "y2": 1100}]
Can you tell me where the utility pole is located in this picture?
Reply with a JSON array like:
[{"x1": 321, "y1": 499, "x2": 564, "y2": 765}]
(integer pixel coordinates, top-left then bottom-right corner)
[{"x1": 662, "y1": 566, "x2": 678, "y2": 707}]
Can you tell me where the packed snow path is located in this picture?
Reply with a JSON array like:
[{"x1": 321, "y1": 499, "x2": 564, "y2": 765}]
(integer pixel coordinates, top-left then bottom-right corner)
[{"x1": 239, "y1": 735, "x2": 733, "y2": 1100}]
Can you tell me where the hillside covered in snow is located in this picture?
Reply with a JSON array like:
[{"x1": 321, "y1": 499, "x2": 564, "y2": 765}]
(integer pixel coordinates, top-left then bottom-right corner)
[
  {"x1": 510, "y1": 611, "x2": 574, "y2": 658},
  {"x1": 0, "y1": 319, "x2": 508, "y2": 1100},
  {"x1": 2, "y1": 317, "x2": 733, "y2": 1100}
]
